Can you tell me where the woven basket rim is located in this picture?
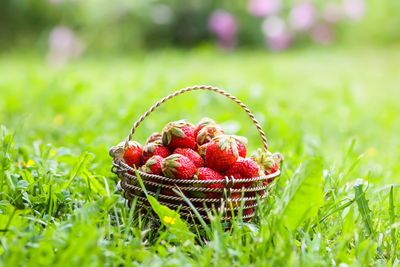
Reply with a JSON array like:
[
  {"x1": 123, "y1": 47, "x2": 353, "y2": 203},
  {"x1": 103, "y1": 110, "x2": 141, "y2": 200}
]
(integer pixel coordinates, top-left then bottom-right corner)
[
  {"x1": 113, "y1": 158, "x2": 280, "y2": 185},
  {"x1": 121, "y1": 175, "x2": 274, "y2": 193}
]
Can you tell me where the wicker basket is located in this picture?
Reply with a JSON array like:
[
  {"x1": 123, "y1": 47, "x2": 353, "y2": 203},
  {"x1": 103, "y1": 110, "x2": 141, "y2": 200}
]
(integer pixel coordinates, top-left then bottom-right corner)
[{"x1": 109, "y1": 85, "x2": 281, "y2": 224}]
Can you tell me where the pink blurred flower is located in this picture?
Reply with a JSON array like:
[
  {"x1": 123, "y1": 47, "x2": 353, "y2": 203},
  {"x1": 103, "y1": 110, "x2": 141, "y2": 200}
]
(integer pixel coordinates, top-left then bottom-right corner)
[
  {"x1": 208, "y1": 10, "x2": 238, "y2": 50},
  {"x1": 289, "y1": 2, "x2": 316, "y2": 31},
  {"x1": 266, "y1": 31, "x2": 293, "y2": 51},
  {"x1": 263, "y1": 15, "x2": 293, "y2": 51},
  {"x1": 343, "y1": 0, "x2": 365, "y2": 21},
  {"x1": 322, "y1": 3, "x2": 342, "y2": 24},
  {"x1": 47, "y1": 26, "x2": 84, "y2": 68},
  {"x1": 262, "y1": 16, "x2": 285, "y2": 38},
  {"x1": 311, "y1": 24, "x2": 335, "y2": 45},
  {"x1": 248, "y1": 0, "x2": 281, "y2": 17}
]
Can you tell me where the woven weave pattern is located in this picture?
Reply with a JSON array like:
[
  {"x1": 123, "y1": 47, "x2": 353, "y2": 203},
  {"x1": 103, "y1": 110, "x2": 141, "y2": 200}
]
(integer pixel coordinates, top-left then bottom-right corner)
[{"x1": 109, "y1": 85, "x2": 281, "y2": 223}]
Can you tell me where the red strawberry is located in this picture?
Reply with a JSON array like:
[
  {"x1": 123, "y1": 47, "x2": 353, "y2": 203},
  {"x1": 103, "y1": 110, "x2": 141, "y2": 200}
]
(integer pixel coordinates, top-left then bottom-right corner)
[
  {"x1": 139, "y1": 155, "x2": 163, "y2": 176},
  {"x1": 141, "y1": 141, "x2": 171, "y2": 164},
  {"x1": 190, "y1": 167, "x2": 224, "y2": 198},
  {"x1": 196, "y1": 125, "x2": 224, "y2": 145},
  {"x1": 205, "y1": 135, "x2": 244, "y2": 172},
  {"x1": 251, "y1": 149, "x2": 282, "y2": 186},
  {"x1": 237, "y1": 142, "x2": 247, "y2": 158},
  {"x1": 265, "y1": 161, "x2": 279, "y2": 175},
  {"x1": 225, "y1": 158, "x2": 261, "y2": 188},
  {"x1": 271, "y1": 153, "x2": 283, "y2": 172},
  {"x1": 234, "y1": 136, "x2": 248, "y2": 157},
  {"x1": 162, "y1": 120, "x2": 196, "y2": 150},
  {"x1": 194, "y1": 117, "x2": 217, "y2": 139},
  {"x1": 161, "y1": 154, "x2": 197, "y2": 179},
  {"x1": 146, "y1": 132, "x2": 162, "y2": 144},
  {"x1": 173, "y1": 148, "x2": 204, "y2": 168},
  {"x1": 122, "y1": 141, "x2": 143, "y2": 169}
]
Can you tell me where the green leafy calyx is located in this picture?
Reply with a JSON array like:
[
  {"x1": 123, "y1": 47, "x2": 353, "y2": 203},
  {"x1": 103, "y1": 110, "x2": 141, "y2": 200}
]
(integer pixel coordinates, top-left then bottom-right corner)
[
  {"x1": 161, "y1": 154, "x2": 182, "y2": 178},
  {"x1": 162, "y1": 121, "x2": 189, "y2": 145},
  {"x1": 251, "y1": 148, "x2": 276, "y2": 170},
  {"x1": 197, "y1": 117, "x2": 216, "y2": 127},
  {"x1": 213, "y1": 135, "x2": 239, "y2": 157},
  {"x1": 122, "y1": 141, "x2": 142, "y2": 150},
  {"x1": 144, "y1": 141, "x2": 162, "y2": 153}
]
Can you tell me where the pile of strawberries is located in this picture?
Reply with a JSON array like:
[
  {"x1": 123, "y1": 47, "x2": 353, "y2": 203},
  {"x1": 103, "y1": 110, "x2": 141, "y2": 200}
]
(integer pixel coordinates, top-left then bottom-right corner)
[{"x1": 120, "y1": 118, "x2": 280, "y2": 202}]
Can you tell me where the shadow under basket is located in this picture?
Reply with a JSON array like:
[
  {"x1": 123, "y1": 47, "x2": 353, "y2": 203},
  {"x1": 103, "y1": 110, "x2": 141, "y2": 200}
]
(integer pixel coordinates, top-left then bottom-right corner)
[{"x1": 109, "y1": 85, "x2": 281, "y2": 225}]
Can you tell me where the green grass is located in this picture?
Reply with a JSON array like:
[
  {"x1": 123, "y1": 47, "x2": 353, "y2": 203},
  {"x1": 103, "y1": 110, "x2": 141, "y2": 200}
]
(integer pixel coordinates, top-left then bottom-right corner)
[{"x1": 0, "y1": 45, "x2": 399, "y2": 266}]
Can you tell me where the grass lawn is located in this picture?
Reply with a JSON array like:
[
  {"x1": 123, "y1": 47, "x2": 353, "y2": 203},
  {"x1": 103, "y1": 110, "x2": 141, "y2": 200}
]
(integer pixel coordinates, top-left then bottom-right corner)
[{"x1": 0, "y1": 45, "x2": 399, "y2": 266}]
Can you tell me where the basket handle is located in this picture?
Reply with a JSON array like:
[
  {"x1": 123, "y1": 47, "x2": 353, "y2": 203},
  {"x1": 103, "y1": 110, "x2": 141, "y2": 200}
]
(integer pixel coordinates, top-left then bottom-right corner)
[{"x1": 124, "y1": 85, "x2": 269, "y2": 152}]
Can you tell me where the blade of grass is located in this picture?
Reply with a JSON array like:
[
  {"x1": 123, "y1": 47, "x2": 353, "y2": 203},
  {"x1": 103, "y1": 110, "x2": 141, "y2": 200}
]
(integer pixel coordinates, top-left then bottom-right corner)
[
  {"x1": 318, "y1": 198, "x2": 355, "y2": 224},
  {"x1": 274, "y1": 157, "x2": 324, "y2": 231},
  {"x1": 135, "y1": 170, "x2": 195, "y2": 243},
  {"x1": 353, "y1": 179, "x2": 376, "y2": 238},
  {"x1": 389, "y1": 185, "x2": 397, "y2": 263},
  {"x1": 172, "y1": 187, "x2": 211, "y2": 238},
  {"x1": 62, "y1": 152, "x2": 92, "y2": 190}
]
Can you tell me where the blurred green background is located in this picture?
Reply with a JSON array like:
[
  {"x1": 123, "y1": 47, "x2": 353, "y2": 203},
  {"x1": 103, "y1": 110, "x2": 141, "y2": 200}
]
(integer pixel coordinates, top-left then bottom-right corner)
[
  {"x1": 0, "y1": 1, "x2": 400, "y2": 265},
  {"x1": 1, "y1": 0, "x2": 399, "y2": 54},
  {"x1": 0, "y1": 0, "x2": 399, "y2": 184}
]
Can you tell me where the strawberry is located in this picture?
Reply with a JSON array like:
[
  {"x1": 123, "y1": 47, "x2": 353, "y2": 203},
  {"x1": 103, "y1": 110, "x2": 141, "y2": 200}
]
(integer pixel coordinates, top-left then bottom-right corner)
[
  {"x1": 196, "y1": 125, "x2": 224, "y2": 145},
  {"x1": 161, "y1": 154, "x2": 197, "y2": 179},
  {"x1": 162, "y1": 120, "x2": 196, "y2": 150},
  {"x1": 173, "y1": 148, "x2": 204, "y2": 168},
  {"x1": 194, "y1": 117, "x2": 217, "y2": 139},
  {"x1": 265, "y1": 160, "x2": 279, "y2": 175},
  {"x1": 251, "y1": 149, "x2": 282, "y2": 186},
  {"x1": 191, "y1": 167, "x2": 224, "y2": 198},
  {"x1": 234, "y1": 135, "x2": 248, "y2": 157},
  {"x1": 237, "y1": 142, "x2": 247, "y2": 158},
  {"x1": 146, "y1": 132, "x2": 162, "y2": 144},
  {"x1": 204, "y1": 135, "x2": 245, "y2": 172},
  {"x1": 141, "y1": 141, "x2": 171, "y2": 164},
  {"x1": 139, "y1": 155, "x2": 163, "y2": 176},
  {"x1": 251, "y1": 151, "x2": 282, "y2": 197},
  {"x1": 225, "y1": 158, "x2": 261, "y2": 188},
  {"x1": 122, "y1": 141, "x2": 143, "y2": 169}
]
